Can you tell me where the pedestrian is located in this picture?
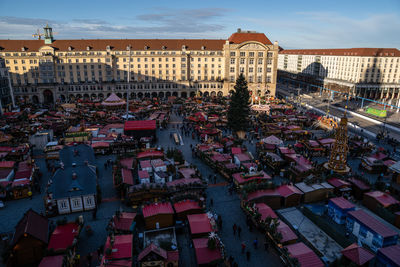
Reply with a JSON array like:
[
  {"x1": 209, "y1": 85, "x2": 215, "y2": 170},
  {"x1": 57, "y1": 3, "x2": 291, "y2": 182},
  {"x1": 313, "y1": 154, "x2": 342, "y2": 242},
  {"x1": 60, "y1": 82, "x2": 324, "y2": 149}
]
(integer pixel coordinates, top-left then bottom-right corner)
[
  {"x1": 246, "y1": 250, "x2": 251, "y2": 261},
  {"x1": 241, "y1": 242, "x2": 246, "y2": 253},
  {"x1": 238, "y1": 226, "x2": 242, "y2": 237},
  {"x1": 253, "y1": 238, "x2": 258, "y2": 249},
  {"x1": 233, "y1": 223, "x2": 237, "y2": 236}
]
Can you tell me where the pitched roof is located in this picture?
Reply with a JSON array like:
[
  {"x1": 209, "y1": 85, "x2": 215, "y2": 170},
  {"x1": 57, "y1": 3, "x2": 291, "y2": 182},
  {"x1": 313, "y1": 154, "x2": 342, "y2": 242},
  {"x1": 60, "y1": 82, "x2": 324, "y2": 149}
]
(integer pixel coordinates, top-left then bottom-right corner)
[
  {"x1": 113, "y1": 212, "x2": 136, "y2": 232},
  {"x1": 142, "y1": 202, "x2": 174, "y2": 218},
  {"x1": 48, "y1": 223, "x2": 80, "y2": 251},
  {"x1": 187, "y1": 213, "x2": 213, "y2": 235},
  {"x1": 364, "y1": 191, "x2": 399, "y2": 207},
  {"x1": 377, "y1": 244, "x2": 400, "y2": 266},
  {"x1": 347, "y1": 209, "x2": 398, "y2": 238},
  {"x1": 192, "y1": 238, "x2": 222, "y2": 265},
  {"x1": 329, "y1": 197, "x2": 356, "y2": 210},
  {"x1": 277, "y1": 220, "x2": 298, "y2": 243},
  {"x1": 138, "y1": 243, "x2": 167, "y2": 261},
  {"x1": 173, "y1": 200, "x2": 202, "y2": 214},
  {"x1": 285, "y1": 242, "x2": 324, "y2": 267},
  {"x1": 228, "y1": 32, "x2": 272, "y2": 45},
  {"x1": 12, "y1": 209, "x2": 49, "y2": 246},
  {"x1": 255, "y1": 203, "x2": 277, "y2": 220},
  {"x1": 104, "y1": 234, "x2": 133, "y2": 260},
  {"x1": 0, "y1": 39, "x2": 226, "y2": 52},
  {"x1": 279, "y1": 48, "x2": 400, "y2": 57},
  {"x1": 276, "y1": 185, "x2": 303, "y2": 197},
  {"x1": 341, "y1": 243, "x2": 375, "y2": 265},
  {"x1": 124, "y1": 120, "x2": 156, "y2": 131},
  {"x1": 39, "y1": 255, "x2": 65, "y2": 267}
]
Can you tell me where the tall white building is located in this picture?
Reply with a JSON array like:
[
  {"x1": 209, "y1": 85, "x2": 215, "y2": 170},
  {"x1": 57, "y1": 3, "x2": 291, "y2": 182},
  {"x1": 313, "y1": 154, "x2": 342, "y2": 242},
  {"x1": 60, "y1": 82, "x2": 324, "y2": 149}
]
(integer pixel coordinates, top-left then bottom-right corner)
[{"x1": 278, "y1": 48, "x2": 400, "y2": 106}]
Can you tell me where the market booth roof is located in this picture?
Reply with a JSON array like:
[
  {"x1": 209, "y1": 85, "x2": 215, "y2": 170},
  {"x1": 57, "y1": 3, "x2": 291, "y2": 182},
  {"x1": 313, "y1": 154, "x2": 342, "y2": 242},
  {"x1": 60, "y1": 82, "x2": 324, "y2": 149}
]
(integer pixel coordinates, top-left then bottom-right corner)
[
  {"x1": 285, "y1": 242, "x2": 324, "y2": 267},
  {"x1": 193, "y1": 238, "x2": 222, "y2": 265},
  {"x1": 341, "y1": 243, "x2": 375, "y2": 266},
  {"x1": 188, "y1": 213, "x2": 213, "y2": 235},
  {"x1": 48, "y1": 223, "x2": 80, "y2": 251},
  {"x1": 39, "y1": 255, "x2": 64, "y2": 267},
  {"x1": 142, "y1": 202, "x2": 174, "y2": 218},
  {"x1": 101, "y1": 93, "x2": 126, "y2": 106},
  {"x1": 124, "y1": 120, "x2": 156, "y2": 131}
]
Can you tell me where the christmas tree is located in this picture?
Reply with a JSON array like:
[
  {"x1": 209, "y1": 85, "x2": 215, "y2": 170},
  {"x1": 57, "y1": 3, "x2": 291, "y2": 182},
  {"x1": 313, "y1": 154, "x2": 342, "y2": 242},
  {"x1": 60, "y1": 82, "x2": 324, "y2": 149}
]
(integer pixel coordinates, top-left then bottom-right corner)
[{"x1": 227, "y1": 73, "x2": 250, "y2": 133}]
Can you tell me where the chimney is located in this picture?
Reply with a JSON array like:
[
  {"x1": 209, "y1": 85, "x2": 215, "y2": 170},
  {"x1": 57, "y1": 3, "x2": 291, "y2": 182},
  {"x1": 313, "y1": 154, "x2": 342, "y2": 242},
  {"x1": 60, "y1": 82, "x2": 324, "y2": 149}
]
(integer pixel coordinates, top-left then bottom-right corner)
[{"x1": 237, "y1": 28, "x2": 242, "y2": 33}]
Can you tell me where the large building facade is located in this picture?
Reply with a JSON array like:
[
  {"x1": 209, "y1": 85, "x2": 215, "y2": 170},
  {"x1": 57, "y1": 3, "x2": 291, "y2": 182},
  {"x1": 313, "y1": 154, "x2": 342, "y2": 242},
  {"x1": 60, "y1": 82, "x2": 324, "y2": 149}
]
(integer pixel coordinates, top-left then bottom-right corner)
[
  {"x1": 0, "y1": 27, "x2": 279, "y2": 104},
  {"x1": 0, "y1": 58, "x2": 14, "y2": 114},
  {"x1": 278, "y1": 48, "x2": 400, "y2": 106}
]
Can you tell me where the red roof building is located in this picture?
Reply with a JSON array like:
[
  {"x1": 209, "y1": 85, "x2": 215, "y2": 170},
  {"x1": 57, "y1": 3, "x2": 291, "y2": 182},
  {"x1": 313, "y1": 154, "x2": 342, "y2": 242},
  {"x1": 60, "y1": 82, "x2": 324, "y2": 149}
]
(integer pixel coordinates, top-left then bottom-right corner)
[
  {"x1": 121, "y1": 169, "x2": 134, "y2": 185},
  {"x1": 285, "y1": 242, "x2": 324, "y2": 267},
  {"x1": 254, "y1": 203, "x2": 278, "y2": 220},
  {"x1": 329, "y1": 197, "x2": 356, "y2": 210},
  {"x1": 377, "y1": 244, "x2": 400, "y2": 267},
  {"x1": 136, "y1": 150, "x2": 164, "y2": 160},
  {"x1": 48, "y1": 223, "x2": 80, "y2": 252},
  {"x1": 124, "y1": 120, "x2": 156, "y2": 131},
  {"x1": 193, "y1": 238, "x2": 222, "y2": 265},
  {"x1": 280, "y1": 48, "x2": 400, "y2": 57},
  {"x1": 228, "y1": 32, "x2": 272, "y2": 45},
  {"x1": 247, "y1": 189, "x2": 282, "y2": 209},
  {"x1": 188, "y1": 213, "x2": 214, "y2": 237},
  {"x1": 0, "y1": 161, "x2": 15, "y2": 169},
  {"x1": 113, "y1": 212, "x2": 136, "y2": 232},
  {"x1": 341, "y1": 243, "x2": 375, "y2": 266},
  {"x1": 277, "y1": 220, "x2": 298, "y2": 245},
  {"x1": 101, "y1": 234, "x2": 132, "y2": 267},
  {"x1": 38, "y1": 255, "x2": 65, "y2": 267},
  {"x1": 143, "y1": 202, "x2": 174, "y2": 230},
  {"x1": 173, "y1": 200, "x2": 203, "y2": 220}
]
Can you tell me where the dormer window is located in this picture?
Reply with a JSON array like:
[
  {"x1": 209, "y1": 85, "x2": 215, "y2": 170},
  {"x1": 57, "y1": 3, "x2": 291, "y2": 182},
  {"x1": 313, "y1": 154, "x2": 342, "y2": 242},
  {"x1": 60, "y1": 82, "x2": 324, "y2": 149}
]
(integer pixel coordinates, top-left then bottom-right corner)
[
  {"x1": 144, "y1": 46, "x2": 149, "y2": 50},
  {"x1": 86, "y1": 46, "x2": 91, "y2": 51},
  {"x1": 21, "y1": 47, "x2": 26, "y2": 52},
  {"x1": 106, "y1": 45, "x2": 111, "y2": 50},
  {"x1": 126, "y1": 45, "x2": 131, "y2": 50},
  {"x1": 162, "y1": 46, "x2": 166, "y2": 50},
  {"x1": 182, "y1": 45, "x2": 186, "y2": 50},
  {"x1": 68, "y1": 46, "x2": 73, "y2": 51},
  {"x1": 201, "y1": 46, "x2": 205, "y2": 50}
]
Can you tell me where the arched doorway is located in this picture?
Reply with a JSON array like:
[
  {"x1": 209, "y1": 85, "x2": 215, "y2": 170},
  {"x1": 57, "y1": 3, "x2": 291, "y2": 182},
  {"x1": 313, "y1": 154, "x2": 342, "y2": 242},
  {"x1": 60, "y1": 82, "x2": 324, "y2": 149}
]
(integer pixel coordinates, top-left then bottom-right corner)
[
  {"x1": 76, "y1": 94, "x2": 82, "y2": 99},
  {"x1": 210, "y1": 91, "x2": 216, "y2": 98},
  {"x1": 172, "y1": 91, "x2": 178, "y2": 97},
  {"x1": 190, "y1": 92, "x2": 196, "y2": 97},
  {"x1": 166, "y1": 92, "x2": 171, "y2": 97},
  {"x1": 116, "y1": 93, "x2": 122, "y2": 98},
  {"x1": 151, "y1": 92, "x2": 158, "y2": 98},
  {"x1": 90, "y1": 94, "x2": 97, "y2": 100},
  {"x1": 144, "y1": 92, "x2": 150, "y2": 98},
  {"x1": 181, "y1": 92, "x2": 187, "y2": 98},
  {"x1": 60, "y1": 94, "x2": 66, "y2": 102},
  {"x1": 32, "y1": 95, "x2": 39, "y2": 104},
  {"x1": 98, "y1": 93, "x2": 104, "y2": 100},
  {"x1": 158, "y1": 92, "x2": 165, "y2": 98},
  {"x1": 203, "y1": 91, "x2": 209, "y2": 97},
  {"x1": 130, "y1": 93, "x2": 136, "y2": 99},
  {"x1": 138, "y1": 92, "x2": 144, "y2": 99},
  {"x1": 217, "y1": 91, "x2": 223, "y2": 97},
  {"x1": 43, "y1": 90, "x2": 54, "y2": 104}
]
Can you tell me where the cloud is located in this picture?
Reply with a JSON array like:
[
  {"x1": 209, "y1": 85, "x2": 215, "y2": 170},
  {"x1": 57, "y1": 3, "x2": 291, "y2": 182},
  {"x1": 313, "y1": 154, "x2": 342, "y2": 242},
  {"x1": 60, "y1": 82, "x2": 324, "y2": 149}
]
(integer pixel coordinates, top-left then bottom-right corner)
[
  {"x1": 0, "y1": 8, "x2": 229, "y2": 39},
  {"x1": 246, "y1": 12, "x2": 400, "y2": 49}
]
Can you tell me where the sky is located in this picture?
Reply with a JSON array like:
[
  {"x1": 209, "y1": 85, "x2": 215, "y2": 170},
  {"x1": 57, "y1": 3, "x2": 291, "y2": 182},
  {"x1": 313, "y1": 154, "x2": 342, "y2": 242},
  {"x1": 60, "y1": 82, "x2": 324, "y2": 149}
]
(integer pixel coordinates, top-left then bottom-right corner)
[{"x1": 0, "y1": 0, "x2": 399, "y2": 49}]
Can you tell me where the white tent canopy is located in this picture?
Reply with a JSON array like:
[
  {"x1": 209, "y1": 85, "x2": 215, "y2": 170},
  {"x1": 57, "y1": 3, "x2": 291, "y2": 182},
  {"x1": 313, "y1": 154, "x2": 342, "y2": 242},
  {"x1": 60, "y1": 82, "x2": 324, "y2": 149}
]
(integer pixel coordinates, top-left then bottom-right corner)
[{"x1": 261, "y1": 135, "x2": 283, "y2": 145}]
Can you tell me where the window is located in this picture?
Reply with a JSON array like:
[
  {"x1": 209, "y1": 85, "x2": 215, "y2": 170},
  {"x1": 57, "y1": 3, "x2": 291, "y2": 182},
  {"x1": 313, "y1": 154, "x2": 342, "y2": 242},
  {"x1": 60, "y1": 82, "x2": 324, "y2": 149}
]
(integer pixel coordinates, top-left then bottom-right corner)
[
  {"x1": 230, "y1": 67, "x2": 235, "y2": 73},
  {"x1": 240, "y1": 58, "x2": 245, "y2": 64},
  {"x1": 258, "y1": 67, "x2": 263, "y2": 73},
  {"x1": 230, "y1": 52, "x2": 236, "y2": 57},
  {"x1": 258, "y1": 52, "x2": 263, "y2": 57},
  {"x1": 267, "y1": 52, "x2": 273, "y2": 57},
  {"x1": 249, "y1": 52, "x2": 254, "y2": 57},
  {"x1": 249, "y1": 59, "x2": 254, "y2": 65},
  {"x1": 249, "y1": 67, "x2": 254, "y2": 73},
  {"x1": 240, "y1": 52, "x2": 245, "y2": 57}
]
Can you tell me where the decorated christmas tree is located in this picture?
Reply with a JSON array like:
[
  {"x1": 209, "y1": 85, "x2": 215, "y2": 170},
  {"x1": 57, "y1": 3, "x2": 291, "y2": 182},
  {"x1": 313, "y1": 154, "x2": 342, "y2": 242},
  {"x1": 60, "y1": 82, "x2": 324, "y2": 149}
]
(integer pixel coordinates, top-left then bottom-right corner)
[{"x1": 227, "y1": 73, "x2": 250, "y2": 135}]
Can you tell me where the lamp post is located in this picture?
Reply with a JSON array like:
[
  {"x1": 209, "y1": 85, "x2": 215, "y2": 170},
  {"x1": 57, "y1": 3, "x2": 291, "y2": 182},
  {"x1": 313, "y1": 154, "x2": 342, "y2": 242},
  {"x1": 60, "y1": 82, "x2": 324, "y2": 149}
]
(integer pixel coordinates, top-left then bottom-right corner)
[{"x1": 125, "y1": 45, "x2": 132, "y2": 121}]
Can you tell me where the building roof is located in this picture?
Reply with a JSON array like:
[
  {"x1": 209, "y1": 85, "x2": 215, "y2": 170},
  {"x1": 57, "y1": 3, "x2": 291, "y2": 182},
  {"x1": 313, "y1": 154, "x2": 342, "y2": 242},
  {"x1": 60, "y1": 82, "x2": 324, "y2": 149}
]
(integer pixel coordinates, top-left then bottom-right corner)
[
  {"x1": 104, "y1": 234, "x2": 132, "y2": 261},
  {"x1": 49, "y1": 145, "x2": 97, "y2": 199},
  {"x1": 142, "y1": 202, "x2": 174, "y2": 218},
  {"x1": 0, "y1": 38, "x2": 226, "y2": 52},
  {"x1": 364, "y1": 191, "x2": 399, "y2": 207},
  {"x1": 124, "y1": 120, "x2": 156, "y2": 131},
  {"x1": 166, "y1": 178, "x2": 202, "y2": 187},
  {"x1": 192, "y1": 238, "x2": 222, "y2": 265},
  {"x1": 113, "y1": 212, "x2": 136, "y2": 232},
  {"x1": 228, "y1": 32, "x2": 272, "y2": 45},
  {"x1": 341, "y1": 243, "x2": 375, "y2": 265},
  {"x1": 48, "y1": 223, "x2": 79, "y2": 251},
  {"x1": 277, "y1": 220, "x2": 298, "y2": 243},
  {"x1": 12, "y1": 209, "x2": 49, "y2": 246},
  {"x1": 255, "y1": 203, "x2": 277, "y2": 220},
  {"x1": 348, "y1": 178, "x2": 370, "y2": 191},
  {"x1": 138, "y1": 170, "x2": 150, "y2": 180},
  {"x1": 121, "y1": 169, "x2": 134, "y2": 185},
  {"x1": 279, "y1": 48, "x2": 400, "y2": 57},
  {"x1": 39, "y1": 255, "x2": 64, "y2": 267},
  {"x1": 0, "y1": 161, "x2": 15, "y2": 169},
  {"x1": 295, "y1": 182, "x2": 334, "y2": 193},
  {"x1": 247, "y1": 189, "x2": 280, "y2": 201},
  {"x1": 347, "y1": 209, "x2": 398, "y2": 238},
  {"x1": 285, "y1": 242, "x2": 324, "y2": 267},
  {"x1": 329, "y1": 197, "x2": 356, "y2": 210},
  {"x1": 327, "y1": 178, "x2": 351, "y2": 188},
  {"x1": 136, "y1": 150, "x2": 164, "y2": 159},
  {"x1": 137, "y1": 243, "x2": 167, "y2": 261},
  {"x1": 377, "y1": 244, "x2": 400, "y2": 266},
  {"x1": 276, "y1": 185, "x2": 303, "y2": 197},
  {"x1": 173, "y1": 200, "x2": 202, "y2": 214},
  {"x1": 187, "y1": 213, "x2": 213, "y2": 235}
]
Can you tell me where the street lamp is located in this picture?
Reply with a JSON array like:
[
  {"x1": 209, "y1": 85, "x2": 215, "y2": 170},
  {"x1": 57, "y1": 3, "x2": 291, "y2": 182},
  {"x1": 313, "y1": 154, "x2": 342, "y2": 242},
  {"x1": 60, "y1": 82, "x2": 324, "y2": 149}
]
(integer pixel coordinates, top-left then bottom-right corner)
[{"x1": 125, "y1": 45, "x2": 132, "y2": 121}]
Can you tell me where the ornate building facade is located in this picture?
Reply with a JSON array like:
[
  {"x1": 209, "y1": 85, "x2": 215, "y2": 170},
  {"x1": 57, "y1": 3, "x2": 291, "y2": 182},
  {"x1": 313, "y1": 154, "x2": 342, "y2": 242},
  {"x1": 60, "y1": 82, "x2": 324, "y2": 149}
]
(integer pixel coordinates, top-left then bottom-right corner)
[
  {"x1": 0, "y1": 27, "x2": 279, "y2": 104},
  {"x1": 278, "y1": 48, "x2": 400, "y2": 106}
]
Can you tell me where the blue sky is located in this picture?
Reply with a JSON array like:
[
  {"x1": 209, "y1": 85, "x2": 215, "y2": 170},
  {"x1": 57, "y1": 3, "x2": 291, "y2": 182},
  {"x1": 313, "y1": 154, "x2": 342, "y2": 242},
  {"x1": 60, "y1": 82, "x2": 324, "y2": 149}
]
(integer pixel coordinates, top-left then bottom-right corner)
[{"x1": 0, "y1": 0, "x2": 399, "y2": 49}]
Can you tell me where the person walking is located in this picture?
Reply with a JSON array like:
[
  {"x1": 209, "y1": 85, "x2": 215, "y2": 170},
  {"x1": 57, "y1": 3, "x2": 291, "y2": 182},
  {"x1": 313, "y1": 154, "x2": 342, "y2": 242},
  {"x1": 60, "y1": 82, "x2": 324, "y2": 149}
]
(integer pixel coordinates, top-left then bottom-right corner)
[
  {"x1": 233, "y1": 223, "x2": 237, "y2": 236},
  {"x1": 241, "y1": 242, "x2": 246, "y2": 254},
  {"x1": 253, "y1": 238, "x2": 258, "y2": 249},
  {"x1": 246, "y1": 250, "x2": 251, "y2": 261},
  {"x1": 238, "y1": 226, "x2": 242, "y2": 238}
]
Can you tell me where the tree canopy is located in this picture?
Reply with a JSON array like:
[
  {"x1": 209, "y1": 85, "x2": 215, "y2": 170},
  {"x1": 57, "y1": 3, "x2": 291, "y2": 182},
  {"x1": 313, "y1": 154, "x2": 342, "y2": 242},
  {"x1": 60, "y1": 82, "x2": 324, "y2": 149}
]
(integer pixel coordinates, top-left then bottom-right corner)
[{"x1": 227, "y1": 73, "x2": 250, "y2": 132}]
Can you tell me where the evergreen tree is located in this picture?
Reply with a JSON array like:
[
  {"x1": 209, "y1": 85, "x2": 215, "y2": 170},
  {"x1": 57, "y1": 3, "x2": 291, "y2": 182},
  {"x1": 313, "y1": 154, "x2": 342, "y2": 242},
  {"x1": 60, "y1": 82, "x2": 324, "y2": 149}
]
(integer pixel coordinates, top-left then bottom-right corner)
[{"x1": 227, "y1": 73, "x2": 250, "y2": 132}]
